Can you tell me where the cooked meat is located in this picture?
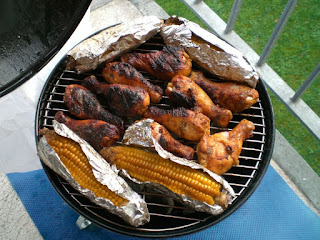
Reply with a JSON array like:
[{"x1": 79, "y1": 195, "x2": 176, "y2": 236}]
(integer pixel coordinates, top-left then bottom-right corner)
[
  {"x1": 82, "y1": 75, "x2": 150, "y2": 117},
  {"x1": 144, "y1": 106, "x2": 210, "y2": 142},
  {"x1": 64, "y1": 84, "x2": 124, "y2": 132},
  {"x1": 54, "y1": 111, "x2": 120, "y2": 151},
  {"x1": 196, "y1": 119, "x2": 255, "y2": 175},
  {"x1": 121, "y1": 45, "x2": 192, "y2": 81},
  {"x1": 102, "y1": 62, "x2": 163, "y2": 103},
  {"x1": 165, "y1": 75, "x2": 232, "y2": 127},
  {"x1": 150, "y1": 121, "x2": 195, "y2": 160},
  {"x1": 190, "y1": 71, "x2": 259, "y2": 113}
]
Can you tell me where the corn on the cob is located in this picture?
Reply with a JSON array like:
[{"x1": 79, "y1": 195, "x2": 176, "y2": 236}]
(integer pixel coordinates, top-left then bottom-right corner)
[
  {"x1": 100, "y1": 146, "x2": 222, "y2": 205},
  {"x1": 43, "y1": 130, "x2": 128, "y2": 207}
]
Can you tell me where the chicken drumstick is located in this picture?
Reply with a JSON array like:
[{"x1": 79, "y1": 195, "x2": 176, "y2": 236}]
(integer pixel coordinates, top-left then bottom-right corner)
[
  {"x1": 64, "y1": 84, "x2": 124, "y2": 132},
  {"x1": 150, "y1": 121, "x2": 195, "y2": 160},
  {"x1": 102, "y1": 62, "x2": 163, "y2": 103},
  {"x1": 166, "y1": 75, "x2": 232, "y2": 127},
  {"x1": 190, "y1": 71, "x2": 259, "y2": 113},
  {"x1": 196, "y1": 119, "x2": 255, "y2": 175},
  {"x1": 121, "y1": 45, "x2": 192, "y2": 81},
  {"x1": 54, "y1": 111, "x2": 120, "y2": 151},
  {"x1": 82, "y1": 75, "x2": 150, "y2": 117},
  {"x1": 144, "y1": 106, "x2": 210, "y2": 142}
]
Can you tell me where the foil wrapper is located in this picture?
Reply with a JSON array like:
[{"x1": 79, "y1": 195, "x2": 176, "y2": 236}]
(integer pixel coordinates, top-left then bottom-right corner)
[
  {"x1": 37, "y1": 121, "x2": 150, "y2": 227},
  {"x1": 122, "y1": 119, "x2": 235, "y2": 215},
  {"x1": 67, "y1": 15, "x2": 162, "y2": 73},
  {"x1": 160, "y1": 16, "x2": 259, "y2": 88}
]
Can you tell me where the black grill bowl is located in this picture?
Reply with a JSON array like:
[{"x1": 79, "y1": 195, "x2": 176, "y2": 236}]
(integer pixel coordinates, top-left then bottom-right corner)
[{"x1": 35, "y1": 32, "x2": 275, "y2": 238}]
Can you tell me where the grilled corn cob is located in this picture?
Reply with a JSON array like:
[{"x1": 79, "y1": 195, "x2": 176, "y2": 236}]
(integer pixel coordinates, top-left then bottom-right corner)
[
  {"x1": 42, "y1": 129, "x2": 128, "y2": 207},
  {"x1": 100, "y1": 146, "x2": 222, "y2": 205}
]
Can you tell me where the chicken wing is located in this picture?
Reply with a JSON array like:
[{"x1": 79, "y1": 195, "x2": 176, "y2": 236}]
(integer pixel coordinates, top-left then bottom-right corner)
[
  {"x1": 54, "y1": 111, "x2": 120, "y2": 151},
  {"x1": 165, "y1": 75, "x2": 232, "y2": 127},
  {"x1": 144, "y1": 106, "x2": 210, "y2": 141},
  {"x1": 196, "y1": 119, "x2": 255, "y2": 175},
  {"x1": 82, "y1": 75, "x2": 150, "y2": 117},
  {"x1": 121, "y1": 45, "x2": 192, "y2": 81},
  {"x1": 64, "y1": 84, "x2": 124, "y2": 132},
  {"x1": 102, "y1": 62, "x2": 163, "y2": 103},
  {"x1": 150, "y1": 121, "x2": 195, "y2": 160},
  {"x1": 190, "y1": 71, "x2": 259, "y2": 113}
]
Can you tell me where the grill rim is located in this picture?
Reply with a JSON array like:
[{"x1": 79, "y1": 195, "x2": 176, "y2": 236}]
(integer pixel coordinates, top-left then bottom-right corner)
[{"x1": 34, "y1": 35, "x2": 275, "y2": 238}]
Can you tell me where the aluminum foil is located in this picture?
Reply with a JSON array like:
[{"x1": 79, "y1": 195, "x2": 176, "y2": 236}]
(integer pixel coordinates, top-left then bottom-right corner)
[
  {"x1": 37, "y1": 121, "x2": 150, "y2": 227},
  {"x1": 122, "y1": 119, "x2": 235, "y2": 215},
  {"x1": 160, "y1": 16, "x2": 259, "y2": 88},
  {"x1": 67, "y1": 15, "x2": 162, "y2": 73}
]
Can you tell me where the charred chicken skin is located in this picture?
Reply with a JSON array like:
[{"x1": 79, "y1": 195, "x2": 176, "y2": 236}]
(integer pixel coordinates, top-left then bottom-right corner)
[
  {"x1": 120, "y1": 45, "x2": 192, "y2": 81},
  {"x1": 150, "y1": 121, "x2": 195, "y2": 160},
  {"x1": 166, "y1": 75, "x2": 232, "y2": 127},
  {"x1": 82, "y1": 75, "x2": 150, "y2": 117},
  {"x1": 196, "y1": 119, "x2": 255, "y2": 175},
  {"x1": 144, "y1": 106, "x2": 210, "y2": 142},
  {"x1": 102, "y1": 62, "x2": 163, "y2": 103},
  {"x1": 190, "y1": 71, "x2": 259, "y2": 113},
  {"x1": 54, "y1": 111, "x2": 120, "y2": 151},
  {"x1": 64, "y1": 84, "x2": 124, "y2": 132}
]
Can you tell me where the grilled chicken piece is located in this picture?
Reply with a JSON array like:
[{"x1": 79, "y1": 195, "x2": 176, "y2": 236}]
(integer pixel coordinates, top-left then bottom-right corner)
[
  {"x1": 197, "y1": 119, "x2": 255, "y2": 175},
  {"x1": 54, "y1": 111, "x2": 120, "y2": 151},
  {"x1": 102, "y1": 62, "x2": 163, "y2": 103},
  {"x1": 82, "y1": 75, "x2": 150, "y2": 117},
  {"x1": 166, "y1": 75, "x2": 232, "y2": 127},
  {"x1": 190, "y1": 71, "x2": 259, "y2": 113},
  {"x1": 64, "y1": 84, "x2": 124, "y2": 132},
  {"x1": 144, "y1": 106, "x2": 210, "y2": 141},
  {"x1": 121, "y1": 45, "x2": 192, "y2": 81},
  {"x1": 150, "y1": 121, "x2": 195, "y2": 160}
]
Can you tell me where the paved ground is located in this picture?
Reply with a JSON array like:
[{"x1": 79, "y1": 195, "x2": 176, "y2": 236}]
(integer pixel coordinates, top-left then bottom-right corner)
[{"x1": 0, "y1": 1, "x2": 319, "y2": 239}]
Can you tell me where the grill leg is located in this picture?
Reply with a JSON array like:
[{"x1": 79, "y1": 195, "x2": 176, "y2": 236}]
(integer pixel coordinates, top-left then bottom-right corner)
[{"x1": 76, "y1": 215, "x2": 92, "y2": 230}]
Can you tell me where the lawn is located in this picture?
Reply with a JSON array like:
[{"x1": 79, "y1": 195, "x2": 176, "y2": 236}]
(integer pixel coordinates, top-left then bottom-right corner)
[{"x1": 155, "y1": 0, "x2": 320, "y2": 175}]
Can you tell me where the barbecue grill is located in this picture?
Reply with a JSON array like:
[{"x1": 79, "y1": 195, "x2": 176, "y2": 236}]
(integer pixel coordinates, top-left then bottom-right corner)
[{"x1": 35, "y1": 31, "x2": 275, "y2": 238}]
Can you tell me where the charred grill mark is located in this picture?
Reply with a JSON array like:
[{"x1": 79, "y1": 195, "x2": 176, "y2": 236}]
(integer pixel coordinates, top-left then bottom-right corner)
[{"x1": 152, "y1": 53, "x2": 174, "y2": 73}]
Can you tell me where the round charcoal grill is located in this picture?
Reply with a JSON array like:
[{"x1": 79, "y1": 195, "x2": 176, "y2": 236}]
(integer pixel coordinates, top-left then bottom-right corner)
[{"x1": 35, "y1": 33, "x2": 275, "y2": 238}]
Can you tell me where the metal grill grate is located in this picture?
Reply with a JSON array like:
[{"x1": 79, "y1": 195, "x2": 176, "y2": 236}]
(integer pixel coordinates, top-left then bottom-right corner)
[{"x1": 35, "y1": 34, "x2": 274, "y2": 237}]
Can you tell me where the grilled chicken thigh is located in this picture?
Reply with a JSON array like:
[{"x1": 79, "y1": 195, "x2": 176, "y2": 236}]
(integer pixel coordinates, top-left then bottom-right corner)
[
  {"x1": 197, "y1": 119, "x2": 255, "y2": 175},
  {"x1": 190, "y1": 71, "x2": 259, "y2": 113},
  {"x1": 102, "y1": 62, "x2": 163, "y2": 103},
  {"x1": 82, "y1": 75, "x2": 150, "y2": 117},
  {"x1": 166, "y1": 75, "x2": 232, "y2": 127},
  {"x1": 121, "y1": 45, "x2": 192, "y2": 81},
  {"x1": 150, "y1": 121, "x2": 195, "y2": 160},
  {"x1": 64, "y1": 84, "x2": 124, "y2": 132},
  {"x1": 144, "y1": 106, "x2": 210, "y2": 141},
  {"x1": 54, "y1": 111, "x2": 120, "y2": 151}
]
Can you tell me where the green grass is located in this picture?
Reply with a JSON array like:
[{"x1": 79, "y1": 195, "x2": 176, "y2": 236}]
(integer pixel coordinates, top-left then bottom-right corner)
[{"x1": 155, "y1": 0, "x2": 320, "y2": 175}]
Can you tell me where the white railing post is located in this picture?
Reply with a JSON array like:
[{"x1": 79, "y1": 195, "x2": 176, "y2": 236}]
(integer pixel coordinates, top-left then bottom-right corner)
[
  {"x1": 257, "y1": 0, "x2": 298, "y2": 66},
  {"x1": 291, "y1": 63, "x2": 320, "y2": 102},
  {"x1": 225, "y1": 0, "x2": 243, "y2": 34}
]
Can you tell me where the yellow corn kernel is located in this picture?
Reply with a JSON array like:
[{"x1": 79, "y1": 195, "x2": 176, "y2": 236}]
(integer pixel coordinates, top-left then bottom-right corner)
[
  {"x1": 100, "y1": 146, "x2": 222, "y2": 205},
  {"x1": 44, "y1": 130, "x2": 127, "y2": 207}
]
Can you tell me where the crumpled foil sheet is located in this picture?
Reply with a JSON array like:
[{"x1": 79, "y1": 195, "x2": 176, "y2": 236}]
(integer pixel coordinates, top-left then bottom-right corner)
[
  {"x1": 122, "y1": 119, "x2": 235, "y2": 215},
  {"x1": 37, "y1": 121, "x2": 150, "y2": 227},
  {"x1": 160, "y1": 16, "x2": 259, "y2": 88},
  {"x1": 67, "y1": 15, "x2": 162, "y2": 73}
]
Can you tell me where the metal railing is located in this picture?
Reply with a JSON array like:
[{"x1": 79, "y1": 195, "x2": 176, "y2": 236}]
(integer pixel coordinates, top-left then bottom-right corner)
[{"x1": 181, "y1": 0, "x2": 320, "y2": 142}]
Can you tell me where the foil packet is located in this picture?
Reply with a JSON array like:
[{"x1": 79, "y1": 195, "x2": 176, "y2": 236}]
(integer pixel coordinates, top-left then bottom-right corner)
[
  {"x1": 37, "y1": 120, "x2": 150, "y2": 227},
  {"x1": 160, "y1": 16, "x2": 259, "y2": 88},
  {"x1": 122, "y1": 119, "x2": 235, "y2": 215},
  {"x1": 66, "y1": 15, "x2": 162, "y2": 73}
]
